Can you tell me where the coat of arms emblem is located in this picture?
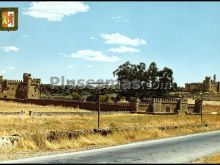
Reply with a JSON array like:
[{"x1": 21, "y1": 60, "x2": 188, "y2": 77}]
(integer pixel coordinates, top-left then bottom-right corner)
[{"x1": 0, "y1": 8, "x2": 18, "y2": 31}]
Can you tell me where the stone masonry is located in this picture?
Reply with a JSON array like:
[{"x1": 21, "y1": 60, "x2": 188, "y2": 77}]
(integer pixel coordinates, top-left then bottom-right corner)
[{"x1": 0, "y1": 73, "x2": 41, "y2": 99}]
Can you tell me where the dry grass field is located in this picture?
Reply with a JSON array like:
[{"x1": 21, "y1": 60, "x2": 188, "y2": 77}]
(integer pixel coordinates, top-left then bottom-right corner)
[
  {"x1": 0, "y1": 100, "x2": 220, "y2": 161},
  {"x1": 0, "y1": 100, "x2": 87, "y2": 112},
  {"x1": 193, "y1": 153, "x2": 220, "y2": 163},
  {"x1": 188, "y1": 98, "x2": 220, "y2": 106},
  {"x1": 203, "y1": 104, "x2": 220, "y2": 113}
]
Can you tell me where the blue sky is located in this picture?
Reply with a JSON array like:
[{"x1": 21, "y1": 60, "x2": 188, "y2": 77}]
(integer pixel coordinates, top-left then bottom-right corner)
[{"x1": 0, "y1": 2, "x2": 220, "y2": 87}]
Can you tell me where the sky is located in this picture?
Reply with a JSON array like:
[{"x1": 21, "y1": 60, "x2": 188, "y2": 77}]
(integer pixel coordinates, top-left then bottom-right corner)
[{"x1": 0, "y1": 2, "x2": 220, "y2": 87}]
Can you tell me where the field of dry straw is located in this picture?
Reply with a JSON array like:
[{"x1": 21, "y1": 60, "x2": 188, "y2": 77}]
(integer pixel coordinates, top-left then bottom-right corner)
[
  {"x1": 0, "y1": 100, "x2": 219, "y2": 161},
  {"x1": 193, "y1": 152, "x2": 220, "y2": 163}
]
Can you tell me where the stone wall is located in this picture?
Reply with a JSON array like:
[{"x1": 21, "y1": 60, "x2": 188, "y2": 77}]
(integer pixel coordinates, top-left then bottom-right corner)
[
  {"x1": 0, "y1": 98, "x2": 137, "y2": 112},
  {"x1": 0, "y1": 97, "x2": 200, "y2": 114},
  {"x1": 186, "y1": 99, "x2": 203, "y2": 114},
  {"x1": 0, "y1": 111, "x2": 25, "y2": 116},
  {"x1": 152, "y1": 98, "x2": 188, "y2": 114},
  {"x1": 138, "y1": 102, "x2": 150, "y2": 112},
  {"x1": 185, "y1": 76, "x2": 220, "y2": 93},
  {"x1": 0, "y1": 73, "x2": 41, "y2": 100},
  {"x1": 29, "y1": 111, "x2": 129, "y2": 116},
  {"x1": 187, "y1": 104, "x2": 195, "y2": 113},
  {"x1": 185, "y1": 83, "x2": 204, "y2": 92},
  {"x1": 194, "y1": 99, "x2": 203, "y2": 113}
]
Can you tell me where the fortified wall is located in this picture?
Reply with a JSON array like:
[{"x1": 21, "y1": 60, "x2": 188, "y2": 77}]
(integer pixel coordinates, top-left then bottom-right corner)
[
  {"x1": 0, "y1": 73, "x2": 204, "y2": 114},
  {"x1": 0, "y1": 73, "x2": 41, "y2": 99},
  {"x1": 0, "y1": 97, "x2": 202, "y2": 114},
  {"x1": 185, "y1": 75, "x2": 220, "y2": 93},
  {"x1": 152, "y1": 98, "x2": 188, "y2": 114}
]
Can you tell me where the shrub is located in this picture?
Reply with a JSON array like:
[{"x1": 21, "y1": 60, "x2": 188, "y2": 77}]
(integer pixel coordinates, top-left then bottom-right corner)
[
  {"x1": 99, "y1": 95, "x2": 109, "y2": 102},
  {"x1": 71, "y1": 92, "x2": 82, "y2": 101}
]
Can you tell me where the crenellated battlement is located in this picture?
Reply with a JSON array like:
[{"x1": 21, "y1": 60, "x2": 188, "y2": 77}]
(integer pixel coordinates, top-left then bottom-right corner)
[
  {"x1": 32, "y1": 78, "x2": 40, "y2": 81},
  {"x1": 152, "y1": 97, "x2": 188, "y2": 114},
  {"x1": 32, "y1": 78, "x2": 41, "y2": 83},
  {"x1": 5, "y1": 79, "x2": 23, "y2": 84},
  {"x1": 0, "y1": 73, "x2": 41, "y2": 99},
  {"x1": 153, "y1": 98, "x2": 187, "y2": 104},
  {"x1": 185, "y1": 75, "x2": 220, "y2": 93}
]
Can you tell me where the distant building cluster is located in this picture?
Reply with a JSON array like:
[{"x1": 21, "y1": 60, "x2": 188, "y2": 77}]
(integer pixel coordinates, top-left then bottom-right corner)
[
  {"x1": 0, "y1": 73, "x2": 41, "y2": 99},
  {"x1": 185, "y1": 75, "x2": 220, "y2": 93},
  {"x1": 0, "y1": 72, "x2": 219, "y2": 101}
]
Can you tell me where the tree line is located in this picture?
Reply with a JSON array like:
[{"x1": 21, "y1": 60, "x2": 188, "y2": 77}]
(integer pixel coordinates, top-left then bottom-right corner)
[{"x1": 40, "y1": 61, "x2": 179, "y2": 101}]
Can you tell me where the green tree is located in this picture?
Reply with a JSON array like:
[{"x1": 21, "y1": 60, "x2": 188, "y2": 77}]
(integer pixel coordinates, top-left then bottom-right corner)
[
  {"x1": 147, "y1": 62, "x2": 159, "y2": 84},
  {"x1": 113, "y1": 61, "x2": 147, "y2": 99},
  {"x1": 113, "y1": 61, "x2": 178, "y2": 99},
  {"x1": 71, "y1": 92, "x2": 82, "y2": 101}
]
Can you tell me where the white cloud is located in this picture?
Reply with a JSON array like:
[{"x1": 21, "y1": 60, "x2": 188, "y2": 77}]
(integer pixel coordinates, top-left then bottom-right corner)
[
  {"x1": 71, "y1": 50, "x2": 120, "y2": 62},
  {"x1": 7, "y1": 67, "x2": 15, "y2": 70},
  {"x1": 58, "y1": 52, "x2": 69, "y2": 58},
  {"x1": 23, "y1": 2, "x2": 89, "y2": 21},
  {"x1": 0, "y1": 70, "x2": 6, "y2": 75},
  {"x1": 112, "y1": 16, "x2": 128, "y2": 23},
  {"x1": 85, "y1": 65, "x2": 93, "y2": 68},
  {"x1": 22, "y1": 34, "x2": 28, "y2": 38},
  {"x1": 107, "y1": 46, "x2": 140, "y2": 53},
  {"x1": 0, "y1": 67, "x2": 15, "y2": 75},
  {"x1": 90, "y1": 37, "x2": 96, "y2": 40},
  {"x1": 100, "y1": 33, "x2": 147, "y2": 46},
  {"x1": 67, "y1": 65, "x2": 74, "y2": 69},
  {"x1": 2, "y1": 46, "x2": 19, "y2": 52}
]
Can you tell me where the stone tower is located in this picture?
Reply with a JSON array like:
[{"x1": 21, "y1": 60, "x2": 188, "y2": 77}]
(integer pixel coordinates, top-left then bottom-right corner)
[
  {"x1": 23, "y1": 73, "x2": 32, "y2": 99},
  {"x1": 0, "y1": 76, "x2": 3, "y2": 84},
  {"x1": 203, "y1": 76, "x2": 211, "y2": 92},
  {"x1": 213, "y1": 75, "x2": 216, "y2": 82}
]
